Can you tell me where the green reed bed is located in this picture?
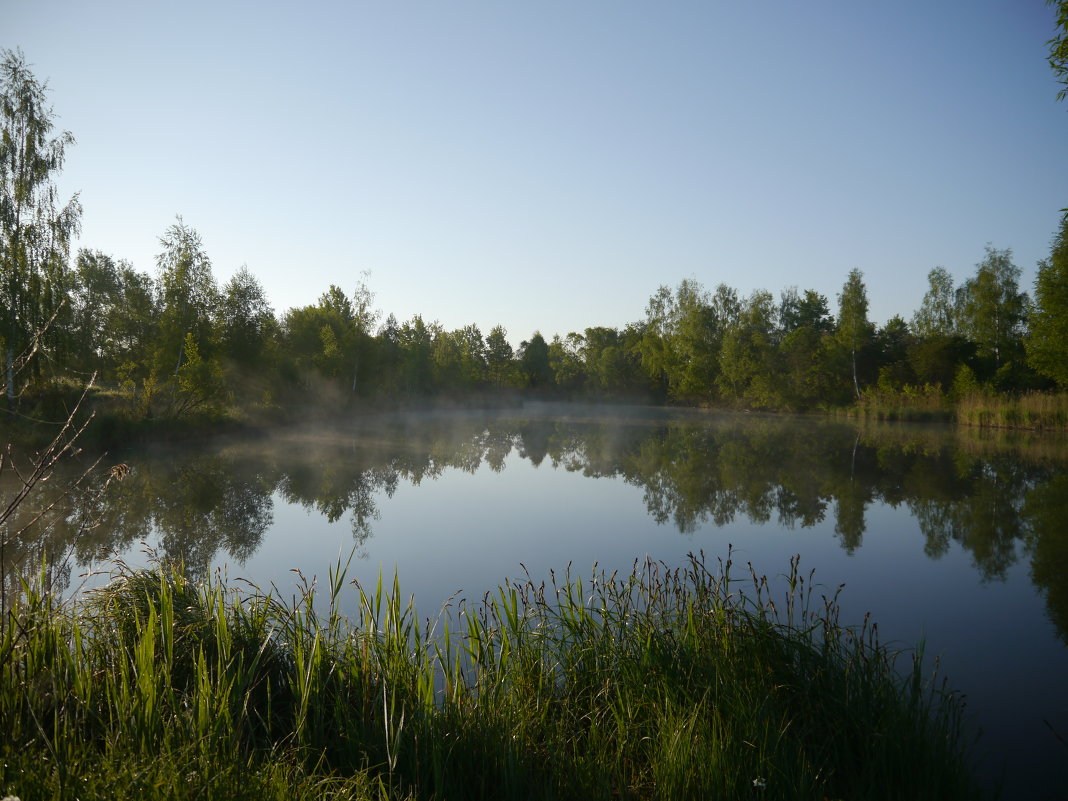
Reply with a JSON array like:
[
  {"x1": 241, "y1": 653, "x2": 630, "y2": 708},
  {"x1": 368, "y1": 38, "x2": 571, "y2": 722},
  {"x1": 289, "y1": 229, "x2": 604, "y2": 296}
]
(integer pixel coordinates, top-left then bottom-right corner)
[
  {"x1": 956, "y1": 390, "x2": 1068, "y2": 431},
  {"x1": 847, "y1": 384, "x2": 954, "y2": 423},
  {"x1": 0, "y1": 554, "x2": 982, "y2": 800}
]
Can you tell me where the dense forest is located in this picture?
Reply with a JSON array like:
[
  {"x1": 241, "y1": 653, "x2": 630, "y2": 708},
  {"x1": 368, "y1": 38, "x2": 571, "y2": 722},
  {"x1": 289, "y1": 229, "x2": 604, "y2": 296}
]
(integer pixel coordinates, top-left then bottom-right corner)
[{"x1": 3, "y1": 47, "x2": 1068, "y2": 428}]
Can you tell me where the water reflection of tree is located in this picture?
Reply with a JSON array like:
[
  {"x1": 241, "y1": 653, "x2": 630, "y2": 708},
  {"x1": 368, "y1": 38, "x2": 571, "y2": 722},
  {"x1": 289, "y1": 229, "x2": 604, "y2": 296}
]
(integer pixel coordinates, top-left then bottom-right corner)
[
  {"x1": 1, "y1": 452, "x2": 105, "y2": 600},
  {"x1": 10, "y1": 411, "x2": 1068, "y2": 639},
  {"x1": 95, "y1": 453, "x2": 276, "y2": 579},
  {"x1": 905, "y1": 455, "x2": 1044, "y2": 581},
  {"x1": 613, "y1": 422, "x2": 863, "y2": 536},
  {"x1": 1023, "y1": 475, "x2": 1068, "y2": 644}
]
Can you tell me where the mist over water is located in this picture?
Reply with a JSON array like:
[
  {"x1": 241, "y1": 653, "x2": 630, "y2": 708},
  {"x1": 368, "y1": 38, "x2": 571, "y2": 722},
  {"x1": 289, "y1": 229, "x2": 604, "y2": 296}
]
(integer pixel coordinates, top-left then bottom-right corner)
[{"x1": 4, "y1": 405, "x2": 1067, "y2": 797}]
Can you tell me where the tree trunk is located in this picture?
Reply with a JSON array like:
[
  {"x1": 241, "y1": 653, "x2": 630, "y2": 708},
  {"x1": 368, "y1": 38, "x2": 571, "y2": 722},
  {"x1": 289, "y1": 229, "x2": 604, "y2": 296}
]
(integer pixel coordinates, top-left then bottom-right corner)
[
  {"x1": 5, "y1": 348, "x2": 13, "y2": 407},
  {"x1": 851, "y1": 346, "x2": 860, "y2": 399}
]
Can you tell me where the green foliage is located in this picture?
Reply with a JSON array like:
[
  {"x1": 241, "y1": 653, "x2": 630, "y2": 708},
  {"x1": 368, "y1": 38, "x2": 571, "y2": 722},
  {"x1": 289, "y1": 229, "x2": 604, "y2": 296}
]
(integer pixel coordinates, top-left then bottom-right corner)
[
  {"x1": 1027, "y1": 216, "x2": 1068, "y2": 386},
  {"x1": 280, "y1": 283, "x2": 379, "y2": 398},
  {"x1": 836, "y1": 268, "x2": 873, "y2": 400},
  {"x1": 118, "y1": 361, "x2": 162, "y2": 420},
  {"x1": 518, "y1": 331, "x2": 552, "y2": 389},
  {"x1": 952, "y1": 364, "x2": 981, "y2": 400},
  {"x1": 779, "y1": 325, "x2": 838, "y2": 408},
  {"x1": 155, "y1": 216, "x2": 220, "y2": 376},
  {"x1": 779, "y1": 287, "x2": 834, "y2": 334},
  {"x1": 0, "y1": 555, "x2": 982, "y2": 800},
  {"x1": 485, "y1": 325, "x2": 515, "y2": 389},
  {"x1": 954, "y1": 389, "x2": 1068, "y2": 432},
  {"x1": 397, "y1": 315, "x2": 436, "y2": 396},
  {"x1": 956, "y1": 246, "x2": 1028, "y2": 379},
  {"x1": 912, "y1": 267, "x2": 958, "y2": 339},
  {"x1": 1025, "y1": 474, "x2": 1068, "y2": 641},
  {"x1": 637, "y1": 280, "x2": 734, "y2": 404},
  {"x1": 549, "y1": 332, "x2": 585, "y2": 392},
  {"x1": 222, "y1": 266, "x2": 277, "y2": 367},
  {"x1": 72, "y1": 249, "x2": 123, "y2": 371},
  {"x1": 1049, "y1": 0, "x2": 1068, "y2": 102},
  {"x1": 1, "y1": 48, "x2": 82, "y2": 400},
  {"x1": 717, "y1": 290, "x2": 780, "y2": 408},
  {"x1": 873, "y1": 315, "x2": 915, "y2": 389},
  {"x1": 908, "y1": 335, "x2": 974, "y2": 391},
  {"x1": 174, "y1": 333, "x2": 226, "y2": 418}
]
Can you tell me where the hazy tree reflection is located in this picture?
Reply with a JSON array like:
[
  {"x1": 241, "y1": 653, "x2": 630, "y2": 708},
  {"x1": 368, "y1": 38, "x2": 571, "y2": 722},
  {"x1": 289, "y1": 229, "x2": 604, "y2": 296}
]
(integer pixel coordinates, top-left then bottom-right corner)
[
  {"x1": 1023, "y1": 475, "x2": 1068, "y2": 644},
  {"x1": 6, "y1": 411, "x2": 1067, "y2": 636}
]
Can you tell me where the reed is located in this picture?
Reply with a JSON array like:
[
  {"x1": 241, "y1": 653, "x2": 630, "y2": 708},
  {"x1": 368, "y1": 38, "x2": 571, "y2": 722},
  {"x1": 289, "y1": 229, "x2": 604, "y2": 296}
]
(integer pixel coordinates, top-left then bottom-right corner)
[
  {"x1": 0, "y1": 554, "x2": 983, "y2": 800},
  {"x1": 847, "y1": 384, "x2": 954, "y2": 423},
  {"x1": 955, "y1": 390, "x2": 1068, "y2": 431}
]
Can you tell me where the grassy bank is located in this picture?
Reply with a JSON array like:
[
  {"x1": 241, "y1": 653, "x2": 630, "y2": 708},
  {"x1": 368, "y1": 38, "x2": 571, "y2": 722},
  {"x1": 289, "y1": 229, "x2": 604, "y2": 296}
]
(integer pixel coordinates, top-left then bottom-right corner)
[
  {"x1": 842, "y1": 386, "x2": 1068, "y2": 432},
  {"x1": 955, "y1": 390, "x2": 1068, "y2": 431},
  {"x1": 0, "y1": 554, "x2": 982, "y2": 800},
  {"x1": 848, "y1": 384, "x2": 954, "y2": 423}
]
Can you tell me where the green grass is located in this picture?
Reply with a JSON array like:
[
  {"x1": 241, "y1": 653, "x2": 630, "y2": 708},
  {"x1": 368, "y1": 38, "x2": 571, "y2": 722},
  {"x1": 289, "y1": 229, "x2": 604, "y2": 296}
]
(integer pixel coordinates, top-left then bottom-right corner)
[
  {"x1": 845, "y1": 384, "x2": 954, "y2": 423},
  {"x1": 0, "y1": 553, "x2": 983, "y2": 800},
  {"x1": 955, "y1": 390, "x2": 1068, "y2": 431},
  {"x1": 842, "y1": 386, "x2": 1068, "y2": 432}
]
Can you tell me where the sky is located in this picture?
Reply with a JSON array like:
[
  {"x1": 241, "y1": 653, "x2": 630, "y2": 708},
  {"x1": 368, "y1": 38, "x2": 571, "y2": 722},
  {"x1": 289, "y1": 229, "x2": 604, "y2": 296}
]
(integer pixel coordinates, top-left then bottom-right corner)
[{"x1": 7, "y1": 0, "x2": 1067, "y2": 344}]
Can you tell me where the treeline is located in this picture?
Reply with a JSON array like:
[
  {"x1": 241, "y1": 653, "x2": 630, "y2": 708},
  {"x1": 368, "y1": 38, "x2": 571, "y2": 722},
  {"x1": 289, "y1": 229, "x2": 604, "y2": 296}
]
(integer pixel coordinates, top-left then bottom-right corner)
[
  {"x1": 4, "y1": 47, "x2": 1068, "y2": 422},
  {"x1": 7, "y1": 215, "x2": 1068, "y2": 422}
]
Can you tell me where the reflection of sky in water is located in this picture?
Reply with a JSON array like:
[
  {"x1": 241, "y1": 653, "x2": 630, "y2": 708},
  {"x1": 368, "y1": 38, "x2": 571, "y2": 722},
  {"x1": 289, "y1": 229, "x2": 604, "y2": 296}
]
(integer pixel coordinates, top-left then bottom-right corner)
[{"x1": 215, "y1": 444, "x2": 1066, "y2": 798}]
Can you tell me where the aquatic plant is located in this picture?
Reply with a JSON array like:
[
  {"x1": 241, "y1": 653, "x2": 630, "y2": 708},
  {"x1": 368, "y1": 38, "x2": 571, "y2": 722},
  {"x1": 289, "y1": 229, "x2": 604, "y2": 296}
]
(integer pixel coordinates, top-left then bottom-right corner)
[{"x1": 0, "y1": 553, "x2": 982, "y2": 800}]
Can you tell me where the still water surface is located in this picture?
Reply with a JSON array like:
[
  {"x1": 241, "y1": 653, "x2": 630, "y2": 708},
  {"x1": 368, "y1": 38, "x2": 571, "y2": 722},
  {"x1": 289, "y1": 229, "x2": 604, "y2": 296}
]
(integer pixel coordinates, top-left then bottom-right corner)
[{"x1": 6, "y1": 405, "x2": 1068, "y2": 797}]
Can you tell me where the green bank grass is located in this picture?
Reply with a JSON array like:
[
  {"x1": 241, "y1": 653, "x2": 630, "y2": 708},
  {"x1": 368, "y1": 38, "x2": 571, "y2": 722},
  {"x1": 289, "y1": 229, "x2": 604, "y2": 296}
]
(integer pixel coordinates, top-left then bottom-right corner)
[
  {"x1": 0, "y1": 554, "x2": 982, "y2": 800},
  {"x1": 955, "y1": 390, "x2": 1068, "y2": 431},
  {"x1": 851, "y1": 384, "x2": 954, "y2": 423}
]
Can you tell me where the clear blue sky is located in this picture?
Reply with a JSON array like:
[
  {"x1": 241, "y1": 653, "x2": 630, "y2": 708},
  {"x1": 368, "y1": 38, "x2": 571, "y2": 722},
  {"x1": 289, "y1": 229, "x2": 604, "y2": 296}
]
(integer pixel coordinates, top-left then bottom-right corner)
[{"x1": 8, "y1": 0, "x2": 1067, "y2": 343}]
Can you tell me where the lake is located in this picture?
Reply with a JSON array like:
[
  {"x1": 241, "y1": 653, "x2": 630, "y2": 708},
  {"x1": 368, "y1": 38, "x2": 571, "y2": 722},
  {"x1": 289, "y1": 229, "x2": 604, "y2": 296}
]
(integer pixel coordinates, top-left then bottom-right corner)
[{"x1": 4, "y1": 404, "x2": 1067, "y2": 797}]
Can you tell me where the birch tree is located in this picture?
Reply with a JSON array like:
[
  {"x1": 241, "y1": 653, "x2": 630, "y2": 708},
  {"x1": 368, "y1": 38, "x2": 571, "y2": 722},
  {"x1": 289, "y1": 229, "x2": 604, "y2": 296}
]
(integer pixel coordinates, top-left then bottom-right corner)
[
  {"x1": 957, "y1": 246, "x2": 1027, "y2": 375},
  {"x1": 0, "y1": 49, "x2": 81, "y2": 405},
  {"x1": 836, "y1": 269, "x2": 872, "y2": 400}
]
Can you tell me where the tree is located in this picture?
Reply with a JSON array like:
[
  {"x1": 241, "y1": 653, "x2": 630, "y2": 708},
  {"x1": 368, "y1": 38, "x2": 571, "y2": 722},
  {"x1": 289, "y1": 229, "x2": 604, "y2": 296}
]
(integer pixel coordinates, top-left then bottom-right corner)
[
  {"x1": 912, "y1": 267, "x2": 957, "y2": 339},
  {"x1": 374, "y1": 313, "x2": 403, "y2": 397},
  {"x1": 637, "y1": 285, "x2": 676, "y2": 395},
  {"x1": 456, "y1": 324, "x2": 488, "y2": 388},
  {"x1": 431, "y1": 328, "x2": 464, "y2": 390},
  {"x1": 780, "y1": 323, "x2": 841, "y2": 408},
  {"x1": 1027, "y1": 216, "x2": 1068, "y2": 386},
  {"x1": 518, "y1": 331, "x2": 552, "y2": 389},
  {"x1": 717, "y1": 290, "x2": 779, "y2": 408},
  {"x1": 957, "y1": 246, "x2": 1027, "y2": 379},
  {"x1": 549, "y1": 333, "x2": 585, "y2": 393},
  {"x1": 582, "y1": 326, "x2": 638, "y2": 394},
  {"x1": 637, "y1": 280, "x2": 730, "y2": 403},
  {"x1": 71, "y1": 249, "x2": 122, "y2": 371},
  {"x1": 779, "y1": 287, "x2": 834, "y2": 336},
  {"x1": 1, "y1": 48, "x2": 82, "y2": 405},
  {"x1": 173, "y1": 333, "x2": 225, "y2": 417},
  {"x1": 429, "y1": 325, "x2": 487, "y2": 393},
  {"x1": 281, "y1": 281, "x2": 379, "y2": 396},
  {"x1": 344, "y1": 276, "x2": 380, "y2": 395},
  {"x1": 836, "y1": 269, "x2": 872, "y2": 399},
  {"x1": 397, "y1": 315, "x2": 436, "y2": 395},
  {"x1": 672, "y1": 281, "x2": 724, "y2": 401},
  {"x1": 221, "y1": 266, "x2": 276, "y2": 367},
  {"x1": 873, "y1": 315, "x2": 914, "y2": 389},
  {"x1": 155, "y1": 217, "x2": 219, "y2": 374},
  {"x1": 1049, "y1": 0, "x2": 1068, "y2": 102},
  {"x1": 111, "y1": 263, "x2": 159, "y2": 375},
  {"x1": 486, "y1": 325, "x2": 515, "y2": 388}
]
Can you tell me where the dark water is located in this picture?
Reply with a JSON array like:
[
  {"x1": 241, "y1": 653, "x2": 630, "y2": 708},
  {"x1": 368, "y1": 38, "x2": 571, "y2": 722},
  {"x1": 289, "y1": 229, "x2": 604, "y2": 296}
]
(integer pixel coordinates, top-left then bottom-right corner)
[{"x1": 4, "y1": 405, "x2": 1067, "y2": 797}]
